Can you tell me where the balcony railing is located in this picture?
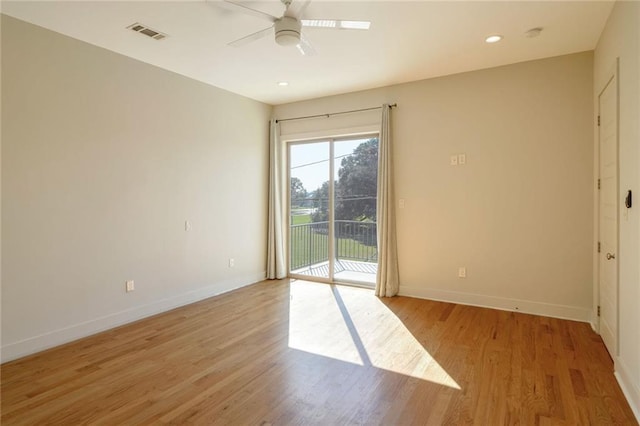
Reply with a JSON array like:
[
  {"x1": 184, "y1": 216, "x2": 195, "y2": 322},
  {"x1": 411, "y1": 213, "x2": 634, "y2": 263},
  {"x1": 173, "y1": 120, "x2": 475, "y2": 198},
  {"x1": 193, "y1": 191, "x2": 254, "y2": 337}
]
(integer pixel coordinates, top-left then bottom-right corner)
[{"x1": 290, "y1": 220, "x2": 377, "y2": 271}]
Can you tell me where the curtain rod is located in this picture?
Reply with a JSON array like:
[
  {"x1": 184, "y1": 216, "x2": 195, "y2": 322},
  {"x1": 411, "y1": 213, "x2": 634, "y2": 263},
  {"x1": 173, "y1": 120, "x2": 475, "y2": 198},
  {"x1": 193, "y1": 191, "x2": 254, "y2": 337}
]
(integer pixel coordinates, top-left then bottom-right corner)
[{"x1": 275, "y1": 103, "x2": 397, "y2": 124}]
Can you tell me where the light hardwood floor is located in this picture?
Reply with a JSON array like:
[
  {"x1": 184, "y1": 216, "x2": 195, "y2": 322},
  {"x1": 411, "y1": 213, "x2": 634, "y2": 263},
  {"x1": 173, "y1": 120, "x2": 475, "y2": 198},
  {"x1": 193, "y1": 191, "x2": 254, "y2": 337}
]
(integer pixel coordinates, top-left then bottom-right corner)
[{"x1": 2, "y1": 279, "x2": 637, "y2": 425}]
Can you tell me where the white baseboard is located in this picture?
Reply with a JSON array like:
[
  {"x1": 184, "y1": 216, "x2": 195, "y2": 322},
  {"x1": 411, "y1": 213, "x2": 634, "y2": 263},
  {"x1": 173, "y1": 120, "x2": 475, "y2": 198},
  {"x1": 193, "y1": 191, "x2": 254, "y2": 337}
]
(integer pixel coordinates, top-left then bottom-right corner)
[
  {"x1": 1, "y1": 272, "x2": 266, "y2": 363},
  {"x1": 615, "y1": 357, "x2": 640, "y2": 423},
  {"x1": 398, "y1": 285, "x2": 591, "y2": 323}
]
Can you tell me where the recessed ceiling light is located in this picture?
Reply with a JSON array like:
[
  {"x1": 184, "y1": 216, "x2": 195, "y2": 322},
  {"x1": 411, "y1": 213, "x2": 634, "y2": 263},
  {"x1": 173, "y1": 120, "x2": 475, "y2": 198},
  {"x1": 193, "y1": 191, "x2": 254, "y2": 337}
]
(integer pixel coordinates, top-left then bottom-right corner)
[
  {"x1": 278, "y1": 81, "x2": 289, "y2": 87},
  {"x1": 485, "y1": 35, "x2": 503, "y2": 43}
]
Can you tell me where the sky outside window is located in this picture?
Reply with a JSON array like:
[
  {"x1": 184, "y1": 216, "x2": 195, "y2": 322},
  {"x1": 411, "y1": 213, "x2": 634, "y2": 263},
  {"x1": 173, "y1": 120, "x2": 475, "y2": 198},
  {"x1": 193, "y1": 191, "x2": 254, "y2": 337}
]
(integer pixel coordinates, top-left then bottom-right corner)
[{"x1": 290, "y1": 139, "x2": 368, "y2": 192}]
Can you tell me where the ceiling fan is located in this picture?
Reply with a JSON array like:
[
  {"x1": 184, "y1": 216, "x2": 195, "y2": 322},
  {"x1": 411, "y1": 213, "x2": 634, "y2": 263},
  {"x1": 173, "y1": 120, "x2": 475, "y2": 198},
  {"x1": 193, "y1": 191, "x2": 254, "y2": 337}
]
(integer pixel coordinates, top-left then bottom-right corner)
[{"x1": 217, "y1": 0, "x2": 371, "y2": 55}]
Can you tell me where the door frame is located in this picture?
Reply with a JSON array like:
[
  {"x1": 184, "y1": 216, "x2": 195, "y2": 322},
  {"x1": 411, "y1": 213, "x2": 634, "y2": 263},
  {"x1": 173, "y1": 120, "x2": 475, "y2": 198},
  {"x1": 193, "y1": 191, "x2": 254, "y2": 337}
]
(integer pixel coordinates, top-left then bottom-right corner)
[
  {"x1": 286, "y1": 133, "x2": 379, "y2": 286},
  {"x1": 594, "y1": 58, "x2": 619, "y2": 356}
]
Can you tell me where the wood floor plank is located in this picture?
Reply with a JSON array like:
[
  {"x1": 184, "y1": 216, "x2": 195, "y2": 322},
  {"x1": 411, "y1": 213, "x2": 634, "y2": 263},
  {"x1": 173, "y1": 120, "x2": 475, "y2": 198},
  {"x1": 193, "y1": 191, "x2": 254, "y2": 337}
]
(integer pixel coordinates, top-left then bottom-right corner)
[{"x1": 1, "y1": 279, "x2": 637, "y2": 425}]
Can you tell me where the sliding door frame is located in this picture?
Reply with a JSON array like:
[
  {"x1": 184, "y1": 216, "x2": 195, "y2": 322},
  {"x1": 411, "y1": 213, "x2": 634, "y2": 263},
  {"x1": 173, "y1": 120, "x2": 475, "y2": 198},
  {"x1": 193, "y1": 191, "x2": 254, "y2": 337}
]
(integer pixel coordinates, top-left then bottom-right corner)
[{"x1": 286, "y1": 133, "x2": 379, "y2": 286}]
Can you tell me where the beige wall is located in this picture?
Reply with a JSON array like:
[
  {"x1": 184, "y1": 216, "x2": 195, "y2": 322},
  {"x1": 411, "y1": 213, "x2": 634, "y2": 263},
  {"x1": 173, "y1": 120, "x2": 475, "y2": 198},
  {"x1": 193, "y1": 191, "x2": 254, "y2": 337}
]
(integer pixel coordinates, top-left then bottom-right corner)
[
  {"x1": 594, "y1": 1, "x2": 640, "y2": 418},
  {"x1": 1, "y1": 16, "x2": 271, "y2": 362},
  {"x1": 275, "y1": 52, "x2": 594, "y2": 321},
  {"x1": 0, "y1": 7, "x2": 3, "y2": 353}
]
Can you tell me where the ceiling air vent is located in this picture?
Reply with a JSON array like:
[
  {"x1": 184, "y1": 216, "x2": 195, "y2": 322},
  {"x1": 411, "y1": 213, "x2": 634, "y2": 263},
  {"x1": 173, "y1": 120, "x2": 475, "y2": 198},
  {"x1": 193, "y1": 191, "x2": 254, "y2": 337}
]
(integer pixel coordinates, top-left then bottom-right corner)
[{"x1": 127, "y1": 23, "x2": 168, "y2": 41}]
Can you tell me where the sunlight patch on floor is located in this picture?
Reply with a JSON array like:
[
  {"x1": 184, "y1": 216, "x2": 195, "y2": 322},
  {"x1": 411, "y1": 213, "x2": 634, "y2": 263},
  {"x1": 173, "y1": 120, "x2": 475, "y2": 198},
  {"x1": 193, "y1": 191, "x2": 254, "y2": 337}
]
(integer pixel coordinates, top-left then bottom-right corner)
[
  {"x1": 288, "y1": 281, "x2": 365, "y2": 365},
  {"x1": 287, "y1": 280, "x2": 460, "y2": 390}
]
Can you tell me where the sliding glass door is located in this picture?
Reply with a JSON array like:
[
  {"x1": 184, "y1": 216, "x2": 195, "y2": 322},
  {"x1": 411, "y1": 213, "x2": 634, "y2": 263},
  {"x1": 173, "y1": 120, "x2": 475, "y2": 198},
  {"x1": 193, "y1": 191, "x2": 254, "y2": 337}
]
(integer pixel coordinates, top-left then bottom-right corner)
[
  {"x1": 289, "y1": 141, "x2": 331, "y2": 280},
  {"x1": 288, "y1": 135, "x2": 379, "y2": 285}
]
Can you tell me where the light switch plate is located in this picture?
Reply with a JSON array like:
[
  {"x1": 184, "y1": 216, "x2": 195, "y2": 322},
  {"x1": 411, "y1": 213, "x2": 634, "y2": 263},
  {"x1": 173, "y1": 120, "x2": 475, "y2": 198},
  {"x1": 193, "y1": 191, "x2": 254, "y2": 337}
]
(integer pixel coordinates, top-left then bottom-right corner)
[
  {"x1": 450, "y1": 155, "x2": 458, "y2": 166},
  {"x1": 458, "y1": 267, "x2": 466, "y2": 278},
  {"x1": 458, "y1": 154, "x2": 466, "y2": 165}
]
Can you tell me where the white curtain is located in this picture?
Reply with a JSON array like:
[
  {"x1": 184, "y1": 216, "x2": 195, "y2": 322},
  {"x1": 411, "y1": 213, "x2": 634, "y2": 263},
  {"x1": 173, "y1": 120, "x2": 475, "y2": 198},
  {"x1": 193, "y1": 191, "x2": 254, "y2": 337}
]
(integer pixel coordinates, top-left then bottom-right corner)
[
  {"x1": 375, "y1": 105, "x2": 400, "y2": 297},
  {"x1": 267, "y1": 119, "x2": 286, "y2": 279}
]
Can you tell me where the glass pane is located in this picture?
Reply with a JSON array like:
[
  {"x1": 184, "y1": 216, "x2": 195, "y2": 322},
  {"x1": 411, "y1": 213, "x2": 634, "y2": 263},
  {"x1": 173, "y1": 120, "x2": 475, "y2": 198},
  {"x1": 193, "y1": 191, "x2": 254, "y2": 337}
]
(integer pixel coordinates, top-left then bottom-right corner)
[
  {"x1": 333, "y1": 137, "x2": 378, "y2": 285},
  {"x1": 290, "y1": 142, "x2": 330, "y2": 279}
]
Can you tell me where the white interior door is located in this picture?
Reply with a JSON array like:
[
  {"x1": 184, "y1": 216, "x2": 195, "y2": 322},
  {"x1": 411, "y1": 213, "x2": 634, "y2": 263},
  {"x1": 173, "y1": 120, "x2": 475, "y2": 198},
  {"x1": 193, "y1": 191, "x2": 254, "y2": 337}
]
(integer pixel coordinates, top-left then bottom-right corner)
[{"x1": 598, "y1": 72, "x2": 618, "y2": 358}]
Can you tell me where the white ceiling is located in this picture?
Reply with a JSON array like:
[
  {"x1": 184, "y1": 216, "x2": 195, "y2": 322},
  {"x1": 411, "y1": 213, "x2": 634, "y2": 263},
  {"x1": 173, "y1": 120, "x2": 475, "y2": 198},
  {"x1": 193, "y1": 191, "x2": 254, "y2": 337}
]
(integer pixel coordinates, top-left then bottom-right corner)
[{"x1": 2, "y1": 1, "x2": 614, "y2": 105}]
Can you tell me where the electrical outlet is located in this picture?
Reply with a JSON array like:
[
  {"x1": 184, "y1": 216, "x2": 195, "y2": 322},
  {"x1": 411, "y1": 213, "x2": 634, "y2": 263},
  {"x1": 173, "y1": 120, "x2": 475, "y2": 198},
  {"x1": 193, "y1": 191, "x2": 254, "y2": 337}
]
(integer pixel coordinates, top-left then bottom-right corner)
[
  {"x1": 458, "y1": 267, "x2": 466, "y2": 278},
  {"x1": 450, "y1": 155, "x2": 458, "y2": 166},
  {"x1": 229, "y1": 258, "x2": 235, "y2": 268},
  {"x1": 126, "y1": 280, "x2": 135, "y2": 292},
  {"x1": 399, "y1": 199, "x2": 405, "y2": 209}
]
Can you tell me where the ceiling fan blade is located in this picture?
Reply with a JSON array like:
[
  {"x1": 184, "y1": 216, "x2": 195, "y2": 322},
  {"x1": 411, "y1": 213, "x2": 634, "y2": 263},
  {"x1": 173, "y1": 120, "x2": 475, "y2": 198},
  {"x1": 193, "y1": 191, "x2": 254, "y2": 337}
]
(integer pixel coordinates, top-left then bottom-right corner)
[
  {"x1": 228, "y1": 25, "x2": 274, "y2": 47},
  {"x1": 288, "y1": 0, "x2": 312, "y2": 18},
  {"x1": 302, "y1": 19, "x2": 371, "y2": 30},
  {"x1": 220, "y1": 0, "x2": 278, "y2": 23},
  {"x1": 296, "y1": 33, "x2": 316, "y2": 56}
]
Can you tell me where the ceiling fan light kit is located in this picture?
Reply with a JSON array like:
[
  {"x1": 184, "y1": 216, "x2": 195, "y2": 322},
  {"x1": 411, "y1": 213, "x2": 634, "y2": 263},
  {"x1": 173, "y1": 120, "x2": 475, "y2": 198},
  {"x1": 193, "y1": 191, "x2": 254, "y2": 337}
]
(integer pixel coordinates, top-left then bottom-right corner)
[
  {"x1": 275, "y1": 16, "x2": 302, "y2": 46},
  {"x1": 219, "y1": 0, "x2": 370, "y2": 55}
]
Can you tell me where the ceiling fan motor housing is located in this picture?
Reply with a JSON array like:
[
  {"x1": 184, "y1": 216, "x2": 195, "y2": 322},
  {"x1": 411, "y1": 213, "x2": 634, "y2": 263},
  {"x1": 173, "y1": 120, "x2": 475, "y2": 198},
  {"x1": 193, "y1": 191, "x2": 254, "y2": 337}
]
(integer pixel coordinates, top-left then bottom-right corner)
[{"x1": 275, "y1": 16, "x2": 301, "y2": 46}]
